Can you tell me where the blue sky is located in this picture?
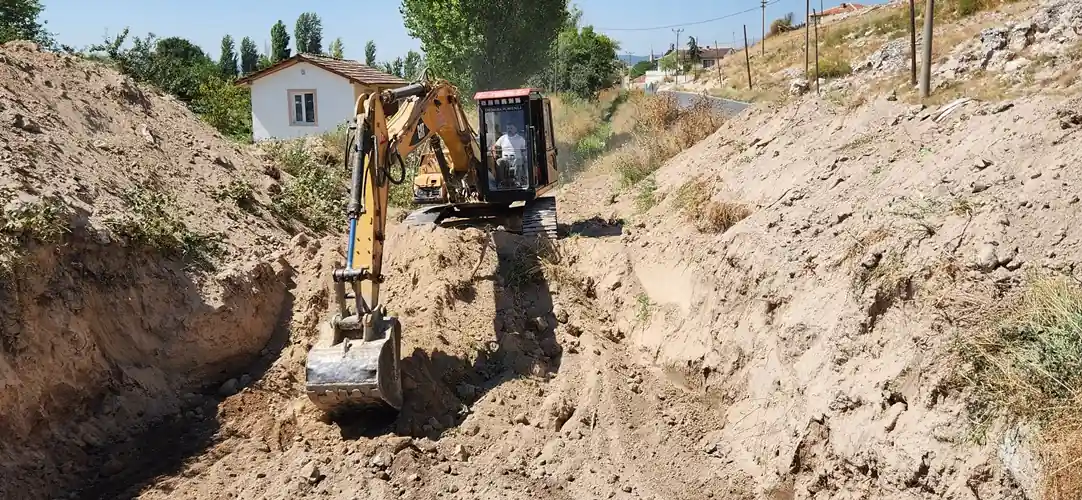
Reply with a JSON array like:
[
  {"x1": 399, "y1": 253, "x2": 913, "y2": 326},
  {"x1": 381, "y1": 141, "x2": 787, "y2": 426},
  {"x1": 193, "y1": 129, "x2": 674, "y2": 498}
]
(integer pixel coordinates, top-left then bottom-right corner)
[{"x1": 40, "y1": 0, "x2": 856, "y2": 61}]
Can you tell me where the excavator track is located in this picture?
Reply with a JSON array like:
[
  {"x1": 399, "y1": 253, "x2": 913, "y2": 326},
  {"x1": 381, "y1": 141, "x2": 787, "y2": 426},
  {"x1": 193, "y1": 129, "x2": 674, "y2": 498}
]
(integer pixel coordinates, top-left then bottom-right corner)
[{"x1": 522, "y1": 196, "x2": 558, "y2": 239}]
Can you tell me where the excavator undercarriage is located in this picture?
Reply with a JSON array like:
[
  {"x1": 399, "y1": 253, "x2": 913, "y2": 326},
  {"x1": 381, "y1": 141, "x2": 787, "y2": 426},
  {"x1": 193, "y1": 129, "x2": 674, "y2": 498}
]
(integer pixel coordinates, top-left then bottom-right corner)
[{"x1": 303, "y1": 77, "x2": 560, "y2": 416}]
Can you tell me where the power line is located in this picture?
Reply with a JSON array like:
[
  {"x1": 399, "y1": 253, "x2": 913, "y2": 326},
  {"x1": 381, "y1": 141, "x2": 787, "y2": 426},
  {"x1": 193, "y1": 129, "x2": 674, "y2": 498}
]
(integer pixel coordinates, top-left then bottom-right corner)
[{"x1": 596, "y1": 0, "x2": 782, "y2": 32}]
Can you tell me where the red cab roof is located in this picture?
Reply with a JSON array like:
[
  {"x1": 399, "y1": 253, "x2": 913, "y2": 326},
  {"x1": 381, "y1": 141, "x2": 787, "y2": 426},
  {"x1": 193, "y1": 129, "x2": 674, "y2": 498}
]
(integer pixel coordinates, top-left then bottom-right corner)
[{"x1": 473, "y1": 88, "x2": 537, "y2": 100}]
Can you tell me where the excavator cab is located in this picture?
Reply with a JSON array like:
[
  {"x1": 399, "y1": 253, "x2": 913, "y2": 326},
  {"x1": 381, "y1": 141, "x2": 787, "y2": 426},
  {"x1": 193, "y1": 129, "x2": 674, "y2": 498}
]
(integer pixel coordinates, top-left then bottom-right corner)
[
  {"x1": 404, "y1": 87, "x2": 560, "y2": 238},
  {"x1": 474, "y1": 88, "x2": 559, "y2": 203}
]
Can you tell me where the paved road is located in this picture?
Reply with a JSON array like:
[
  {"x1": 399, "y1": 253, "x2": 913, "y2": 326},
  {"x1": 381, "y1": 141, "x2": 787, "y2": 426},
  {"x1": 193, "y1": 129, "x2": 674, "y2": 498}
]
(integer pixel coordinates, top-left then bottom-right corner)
[{"x1": 658, "y1": 90, "x2": 751, "y2": 117}]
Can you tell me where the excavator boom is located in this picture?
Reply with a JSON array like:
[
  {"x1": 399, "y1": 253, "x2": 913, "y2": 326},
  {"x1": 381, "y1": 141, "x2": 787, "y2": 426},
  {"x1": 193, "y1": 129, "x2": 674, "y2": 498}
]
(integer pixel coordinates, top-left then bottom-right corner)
[
  {"x1": 304, "y1": 79, "x2": 484, "y2": 416},
  {"x1": 304, "y1": 76, "x2": 560, "y2": 417}
]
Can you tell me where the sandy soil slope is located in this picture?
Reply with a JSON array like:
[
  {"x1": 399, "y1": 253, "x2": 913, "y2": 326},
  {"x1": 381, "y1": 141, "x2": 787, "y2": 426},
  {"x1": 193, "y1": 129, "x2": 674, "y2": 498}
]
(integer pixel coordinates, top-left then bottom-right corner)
[{"x1": 0, "y1": 40, "x2": 301, "y2": 499}]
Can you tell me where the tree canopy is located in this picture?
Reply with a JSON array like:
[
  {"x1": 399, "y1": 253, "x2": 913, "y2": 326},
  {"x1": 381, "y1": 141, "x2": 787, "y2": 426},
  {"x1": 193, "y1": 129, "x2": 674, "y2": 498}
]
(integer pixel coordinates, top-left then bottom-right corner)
[
  {"x1": 329, "y1": 38, "x2": 344, "y2": 59},
  {"x1": 90, "y1": 31, "x2": 216, "y2": 103},
  {"x1": 0, "y1": 0, "x2": 53, "y2": 47},
  {"x1": 400, "y1": 0, "x2": 567, "y2": 92},
  {"x1": 218, "y1": 35, "x2": 238, "y2": 79},
  {"x1": 553, "y1": 25, "x2": 620, "y2": 100},
  {"x1": 403, "y1": 50, "x2": 423, "y2": 80},
  {"x1": 294, "y1": 13, "x2": 323, "y2": 54},
  {"x1": 270, "y1": 21, "x2": 290, "y2": 62},
  {"x1": 686, "y1": 36, "x2": 701, "y2": 62},
  {"x1": 364, "y1": 40, "x2": 376, "y2": 66},
  {"x1": 629, "y1": 60, "x2": 654, "y2": 79},
  {"x1": 239, "y1": 37, "x2": 258, "y2": 74}
]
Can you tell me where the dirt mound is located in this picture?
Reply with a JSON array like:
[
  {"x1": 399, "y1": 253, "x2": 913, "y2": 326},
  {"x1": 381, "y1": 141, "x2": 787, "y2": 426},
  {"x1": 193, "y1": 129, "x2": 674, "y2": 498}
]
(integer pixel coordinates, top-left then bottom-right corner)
[
  {"x1": 79, "y1": 216, "x2": 750, "y2": 500},
  {"x1": 0, "y1": 41, "x2": 301, "y2": 499},
  {"x1": 555, "y1": 89, "x2": 1082, "y2": 498}
]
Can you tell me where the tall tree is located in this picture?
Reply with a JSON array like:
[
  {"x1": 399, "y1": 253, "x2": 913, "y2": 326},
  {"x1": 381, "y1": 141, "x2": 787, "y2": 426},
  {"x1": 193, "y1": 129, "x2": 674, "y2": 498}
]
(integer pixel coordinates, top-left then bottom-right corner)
[
  {"x1": 403, "y1": 50, "x2": 423, "y2": 80},
  {"x1": 218, "y1": 34, "x2": 238, "y2": 79},
  {"x1": 0, "y1": 0, "x2": 53, "y2": 47},
  {"x1": 400, "y1": 0, "x2": 567, "y2": 92},
  {"x1": 364, "y1": 40, "x2": 376, "y2": 66},
  {"x1": 329, "y1": 37, "x2": 344, "y2": 59},
  {"x1": 239, "y1": 36, "x2": 259, "y2": 74},
  {"x1": 553, "y1": 25, "x2": 620, "y2": 99},
  {"x1": 391, "y1": 57, "x2": 404, "y2": 78},
  {"x1": 293, "y1": 12, "x2": 323, "y2": 54},
  {"x1": 686, "y1": 36, "x2": 701, "y2": 63},
  {"x1": 270, "y1": 20, "x2": 291, "y2": 62}
]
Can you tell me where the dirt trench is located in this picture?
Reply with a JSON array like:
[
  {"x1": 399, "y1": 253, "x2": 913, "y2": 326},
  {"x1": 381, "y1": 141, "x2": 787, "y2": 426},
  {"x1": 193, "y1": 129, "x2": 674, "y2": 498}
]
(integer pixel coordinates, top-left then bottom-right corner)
[
  {"x1": 54, "y1": 215, "x2": 742, "y2": 500},
  {"x1": 0, "y1": 222, "x2": 295, "y2": 500}
]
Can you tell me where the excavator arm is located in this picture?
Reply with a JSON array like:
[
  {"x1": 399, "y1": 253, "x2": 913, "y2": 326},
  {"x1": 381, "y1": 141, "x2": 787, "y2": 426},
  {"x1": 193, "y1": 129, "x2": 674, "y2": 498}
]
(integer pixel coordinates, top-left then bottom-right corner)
[{"x1": 304, "y1": 79, "x2": 482, "y2": 416}]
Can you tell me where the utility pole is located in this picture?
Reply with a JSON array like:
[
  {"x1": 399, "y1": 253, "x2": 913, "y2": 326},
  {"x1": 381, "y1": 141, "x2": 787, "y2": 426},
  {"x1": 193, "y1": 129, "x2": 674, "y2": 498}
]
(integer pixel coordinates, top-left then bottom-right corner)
[
  {"x1": 672, "y1": 28, "x2": 684, "y2": 84},
  {"x1": 814, "y1": 10, "x2": 820, "y2": 94},
  {"x1": 761, "y1": 0, "x2": 767, "y2": 56},
  {"x1": 804, "y1": 0, "x2": 810, "y2": 79},
  {"x1": 743, "y1": 25, "x2": 752, "y2": 89},
  {"x1": 909, "y1": 0, "x2": 917, "y2": 85},
  {"x1": 919, "y1": 0, "x2": 934, "y2": 97},
  {"x1": 715, "y1": 39, "x2": 722, "y2": 80}
]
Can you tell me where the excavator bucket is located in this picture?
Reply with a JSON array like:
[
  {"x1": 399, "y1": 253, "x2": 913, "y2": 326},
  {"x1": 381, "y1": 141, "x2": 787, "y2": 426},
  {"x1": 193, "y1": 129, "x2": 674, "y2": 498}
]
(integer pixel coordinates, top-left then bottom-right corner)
[{"x1": 304, "y1": 306, "x2": 403, "y2": 415}]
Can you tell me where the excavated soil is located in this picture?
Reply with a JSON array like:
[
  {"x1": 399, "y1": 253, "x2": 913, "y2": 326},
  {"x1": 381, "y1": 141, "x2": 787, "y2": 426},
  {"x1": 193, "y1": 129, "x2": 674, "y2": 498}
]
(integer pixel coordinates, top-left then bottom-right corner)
[
  {"x1": 5, "y1": 6, "x2": 1082, "y2": 498},
  {"x1": 0, "y1": 41, "x2": 299, "y2": 499}
]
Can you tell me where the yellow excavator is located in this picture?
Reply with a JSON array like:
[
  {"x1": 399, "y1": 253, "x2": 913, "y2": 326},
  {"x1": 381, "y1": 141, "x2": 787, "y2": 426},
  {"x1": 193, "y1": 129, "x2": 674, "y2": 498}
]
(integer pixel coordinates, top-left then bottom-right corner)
[{"x1": 304, "y1": 76, "x2": 560, "y2": 416}]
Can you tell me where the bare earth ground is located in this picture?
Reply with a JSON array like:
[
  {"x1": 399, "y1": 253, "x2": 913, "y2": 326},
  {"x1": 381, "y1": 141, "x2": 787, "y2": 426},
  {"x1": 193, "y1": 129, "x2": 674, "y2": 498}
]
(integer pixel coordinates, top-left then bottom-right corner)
[{"x1": 4, "y1": 4, "x2": 1082, "y2": 498}]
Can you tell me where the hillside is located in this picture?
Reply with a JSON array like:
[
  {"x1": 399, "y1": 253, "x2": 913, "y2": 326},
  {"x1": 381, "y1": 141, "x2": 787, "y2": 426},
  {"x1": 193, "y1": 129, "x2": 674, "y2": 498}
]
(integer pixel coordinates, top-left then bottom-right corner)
[
  {"x1": 0, "y1": 39, "x2": 318, "y2": 498},
  {"x1": 669, "y1": 0, "x2": 1080, "y2": 108}
]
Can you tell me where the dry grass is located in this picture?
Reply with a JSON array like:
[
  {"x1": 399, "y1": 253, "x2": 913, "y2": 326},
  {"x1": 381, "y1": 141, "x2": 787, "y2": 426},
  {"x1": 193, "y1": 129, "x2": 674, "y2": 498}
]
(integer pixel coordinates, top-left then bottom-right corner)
[
  {"x1": 947, "y1": 273, "x2": 1082, "y2": 499},
  {"x1": 550, "y1": 88, "x2": 623, "y2": 147},
  {"x1": 596, "y1": 90, "x2": 725, "y2": 188},
  {"x1": 498, "y1": 234, "x2": 569, "y2": 290},
  {"x1": 699, "y1": 0, "x2": 1035, "y2": 104},
  {"x1": 671, "y1": 178, "x2": 752, "y2": 233}
]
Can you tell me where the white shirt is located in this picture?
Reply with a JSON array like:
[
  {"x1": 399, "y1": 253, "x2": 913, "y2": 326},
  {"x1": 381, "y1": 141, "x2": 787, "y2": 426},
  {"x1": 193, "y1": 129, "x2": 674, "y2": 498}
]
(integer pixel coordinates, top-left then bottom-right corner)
[{"x1": 496, "y1": 133, "x2": 526, "y2": 160}]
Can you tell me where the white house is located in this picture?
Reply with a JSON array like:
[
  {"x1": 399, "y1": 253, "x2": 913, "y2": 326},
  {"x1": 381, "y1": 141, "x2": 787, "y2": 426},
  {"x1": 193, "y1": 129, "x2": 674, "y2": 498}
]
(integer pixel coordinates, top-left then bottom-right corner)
[{"x1": 236, "y1": 53, "x2": 409, "y2": 141}]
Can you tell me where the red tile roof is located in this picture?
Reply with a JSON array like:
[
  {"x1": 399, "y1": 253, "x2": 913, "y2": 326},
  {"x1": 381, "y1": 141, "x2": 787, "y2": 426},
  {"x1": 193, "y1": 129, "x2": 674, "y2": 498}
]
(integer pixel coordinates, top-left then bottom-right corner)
[
  {"x1": 473, "y1": 88, "x2": 539, "y2": 100},
  {"x1": 235, "y1": 53, "x2": 409, "y2": 86}
]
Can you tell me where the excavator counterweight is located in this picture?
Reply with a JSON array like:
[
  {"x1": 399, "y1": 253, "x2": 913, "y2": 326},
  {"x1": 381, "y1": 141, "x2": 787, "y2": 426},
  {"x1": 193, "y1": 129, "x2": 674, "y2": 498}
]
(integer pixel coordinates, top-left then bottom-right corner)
[{"x1": 303, "y1": 76, "x2": 560, "y2": 417}]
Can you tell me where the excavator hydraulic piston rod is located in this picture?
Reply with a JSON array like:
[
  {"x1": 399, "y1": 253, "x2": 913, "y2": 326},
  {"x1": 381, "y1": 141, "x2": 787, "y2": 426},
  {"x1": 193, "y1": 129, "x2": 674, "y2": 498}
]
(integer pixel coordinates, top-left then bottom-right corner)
[
  {"x1": 332, "y1": 267, "x2": 372, "y2": 283},
  {"x1": 386, "y1": 83, "x2": 427, "y2": 102}
]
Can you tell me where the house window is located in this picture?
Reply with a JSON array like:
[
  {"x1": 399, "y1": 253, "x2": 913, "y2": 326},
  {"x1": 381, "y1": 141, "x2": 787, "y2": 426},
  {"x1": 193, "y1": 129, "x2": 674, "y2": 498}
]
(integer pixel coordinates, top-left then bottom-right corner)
[
  {"x1": 702, "y1": 59, "x2": 715, "y2": 68},
  {"x1": 288, "y1": 90, "x2": 317, "y2": 126}
]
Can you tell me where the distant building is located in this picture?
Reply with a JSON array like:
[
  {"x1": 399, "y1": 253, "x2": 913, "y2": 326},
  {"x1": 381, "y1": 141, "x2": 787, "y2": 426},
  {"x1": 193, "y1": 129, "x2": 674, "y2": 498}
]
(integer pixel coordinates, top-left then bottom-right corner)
[
  {"x1": 236, "y1": 53, "x2": 408, "y2": 141},
  {"x1": 811, "y1": 2, "x2": 867, "y2": 18},
  {"x1": 665, "y1": 45, "x2": 738, "y2": 69}
]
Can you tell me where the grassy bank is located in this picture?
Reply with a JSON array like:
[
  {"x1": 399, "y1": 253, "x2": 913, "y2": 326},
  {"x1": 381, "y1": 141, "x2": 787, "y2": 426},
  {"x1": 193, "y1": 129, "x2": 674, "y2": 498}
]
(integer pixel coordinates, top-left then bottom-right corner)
[
  {"x1": 552, "y1": 88, "x2": 629, "y2": 182},
  {"x1": 950, "y1": 273, "x2": 1082, "y2": 498},
  {"x1": 574, "y1": 90, "x2": 725, "y2": 211}
]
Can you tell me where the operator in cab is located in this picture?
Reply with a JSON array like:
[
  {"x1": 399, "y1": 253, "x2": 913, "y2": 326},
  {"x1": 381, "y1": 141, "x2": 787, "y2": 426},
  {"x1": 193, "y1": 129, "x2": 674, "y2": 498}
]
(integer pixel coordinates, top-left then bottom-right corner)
[{"x1": 493, "y1": 121, "x2": 527, "y2": 188}]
